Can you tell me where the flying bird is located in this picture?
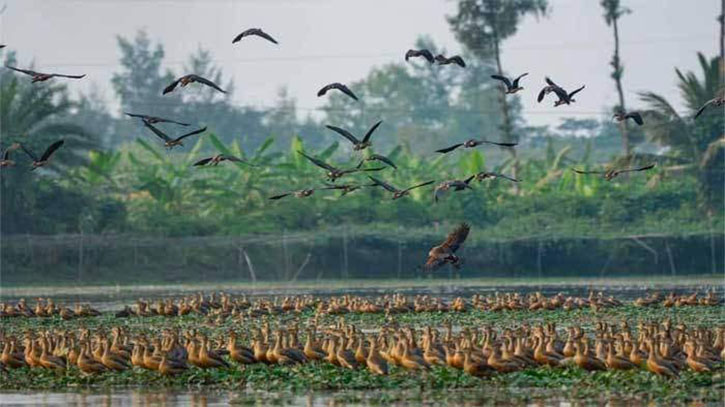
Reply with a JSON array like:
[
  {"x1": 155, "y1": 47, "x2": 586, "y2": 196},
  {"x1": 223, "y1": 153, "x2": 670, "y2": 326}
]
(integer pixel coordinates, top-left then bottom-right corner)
[
  {"x1": 232, "y1": 28, "x2": 278, "y2": 45},
  {"x1": 125, "y1": 113, "x2": 189, "y2": 126},
  {"x1": 425, "y1": 223, "x2": 470, "y2": 270},
  {"x1": 298, "y1": 151, "x2": 385, "y2": 182},
  {"x1": 163, "y1": 74, "x2": 226, "y2": 95},
  {"x1": 554, "y1": 85, "x2": 585, "y2": 107},
  {"x1": 572, "y1": 164, "x2": 655, "y2": 181},
  {"x1": 433, "y1": 176, "x2": 475, "y2": 203},
  {"x1": 491, "y1": 73, "x2": 528, "y2": 94},
  {"x1": 317, "y1": 83, "x2": 358, "y2": 101},
  {"x1": 143, "y1": 121, "x2": 207, "y2": 149},
  {"x1": 360, "y1": 153, "x2": 397, "y2": 170},
  {"x1": 21, "y1": 140, "x2": 64, "y2": 170},
  {"x1": 405, "y1": 49, "x2": 435, "y2": 63},
  {"x1": 0, "y1": 143, "x2": 20, "y2": 168},
  {"x1": 269, "y1": 189, "x2": 316, "y2": 200},
  {"x1": 537, "y1": 77, "x2": 571, "y2": 105},
  {"x1": 367, "y1": 176, "x2": 434, "y2": 200},
  {"x1": 694, "y1": 96, "x2": 725, "y2": 119},
  {"x1": 474, "y1": 171, "x2": 519, "y2": 183},
  {"x1": 5, "y1": 66, "x2": 85, "y2": 83},
  {"x1": 434, "y1": 54, "x2": 466, "y2": 68},
  {"x1": 193, "y1": 154, "x2": 252, "y2": 167},
  {"x1": 436, "y1": 139, "x2": 517, "y2": 154},
  {"x1": 612, "y1": 110, "x2": 644, "y2": 126},
  {"x1": 325, "y1": 120, "x2": 382, "y2": 151}
]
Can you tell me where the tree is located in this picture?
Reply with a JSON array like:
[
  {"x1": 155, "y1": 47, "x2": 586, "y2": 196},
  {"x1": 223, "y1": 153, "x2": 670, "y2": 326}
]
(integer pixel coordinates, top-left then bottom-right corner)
[
  {"x1": 601, "y1": 0, "x2": 633, "y2": 157},
  {"x1": 448, "y1": 0, "x2": 548, "y2": 191}
]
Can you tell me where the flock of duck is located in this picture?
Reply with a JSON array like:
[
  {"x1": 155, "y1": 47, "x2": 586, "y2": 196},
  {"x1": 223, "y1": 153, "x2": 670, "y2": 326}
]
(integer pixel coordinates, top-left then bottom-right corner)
[{"x1": 1, "y1": 316, "x2": 723, "y2": 379}]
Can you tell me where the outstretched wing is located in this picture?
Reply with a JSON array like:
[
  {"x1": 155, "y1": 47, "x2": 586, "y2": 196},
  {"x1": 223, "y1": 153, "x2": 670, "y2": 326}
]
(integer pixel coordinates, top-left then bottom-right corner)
[
  {"x1": 369, "y1": 153, "x2": 397, "y2": 169},
  {"x1": 193, "y1": 157, "x2": 213, "y2": 166},
  {"x1": 143, "y1": 121, "x2": 172, "y2": 142},
  {"x1": 221, "y1": 155, "x2": 253, "y2": 165},
  {"x1": 694, "y1": 99, "x2": 715, "y2": 119},
  {"x1": 269, "y1": 192, "x2": 292, "y2": 200},
  {"x1": 572, "y1": 168, "x2": 603, "y2": 175},
  {"x1": 318, "y1": 83, "x2": 357, "y2": 101},
  {"x1": 362, "y1": 120, "x2": 382, "y2": 144},
  {"x1": 190, "y1": 75, "x2": 226, "y2": 93},
  {"x1": 493, "y1": 172, "x2": 519, "y2": 182},
  {"x1": 162, "y1": 78, "x2": 181, "y2": 95},
  {"x1": 20, "y1": 144, "x2": 38, "y2": 161},
  {"x1": 625, "y1": 112, "x2": 644, "y2": 125},
  {"x1": 619, "y1": 163, "x2": 655, "y2": 173},
  {"x1": 233, "y1": 28, "x2": 278, "y2": 44},
  {"x1": 441, "y1": 223, "x2": 470, "y2": 253},
  {"x1": 367, "y1": 176, "x2": 398, "y2": 193},
  {"x1": 544, "y1": 76, "x2": 558, "y2": 87},
  {"x1": 512, "y1": 72, "x2": 529, "y2": 88},
  {"x1": 435, "y1": 143, "x2": 464, "y2": 154},
  {"x1": 325, "y1": 125, "x2": 360, "y2": 145},
  {"x1": 479, "y1": 139, "x2": 518, "y2": 147},
  {"x1": 403, "y1": 180, "x2": 435, "y2": 193},
  {"x1": 40, "y1": 140, "x2": 64, "y2": 161},
  {"x1": 298, "y1": 151, "x2": 336, "y2": 171},
  {"x1": 174, "y1": 127, "x2": 207, "y2": 142},
  {"x1": 5, "y1": 65, "x2": 38, "y2": 76},
  {"x1": 449, "y1": 56, "x2": 466, "y2": 67},
  {"x1": 537, "y1": 87, "x2": 549, "y2": 103},
  {"x1": 52, "y1": 73, "x2": 86, "y2": 79},
  {"x1": 490, "y1": 74, "x2": 512, "y2": 88},
  {"x1": 568, "y1": 85, "x2": 585, "y2": 98}
]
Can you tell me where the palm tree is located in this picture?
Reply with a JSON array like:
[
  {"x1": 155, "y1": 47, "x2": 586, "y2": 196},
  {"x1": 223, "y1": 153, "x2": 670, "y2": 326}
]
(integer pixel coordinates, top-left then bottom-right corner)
[{"x1": 638, "y1": 52, "x2": 723, "y2": 207}]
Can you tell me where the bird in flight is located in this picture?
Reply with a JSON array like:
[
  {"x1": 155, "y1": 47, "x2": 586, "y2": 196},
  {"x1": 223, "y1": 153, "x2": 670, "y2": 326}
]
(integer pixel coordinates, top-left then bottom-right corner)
[
  {"x1": 434, "y1": 54, "x2": 466, "y2": 68},
  {"x1": 360, "y1": 153, "x2": 397, "y2": 170},
  {"x1": 298, "y1": 151, "x2": 385, "y2": 182},
  {"x1": 5, "y1": 66, "x2": 85, "y2": 83},
  {"x1": 572, "y1": 164, "x2": 655, "y2": 181},
  {"x1": 425, "y1": 223, "x2": 470, "y2": 270},
  {"x1": 143, "y1": 121, "x2": 207, "y2": 149},
  {"x1": 553, "y1": 85, "x2": 585, "y2": 107},
  {"x1": 125, "y1": 113, "x2": 189, "y2": 126},
  {"x1": 537, "y1": 77, "x2": 572, "y2": 105},
  {"x1": 405, "y1": 49, "x2": 435, "y2": 64},
  {"x1": 368, "y1": 176, "x2": 434, "y2": 200},
  {"x1": 233, "y1": 28, "x2": 278, "y2": 45},
  {"x1": 433, "y1": 176, "x2": 475, "y2": 203},
  {"x1": 694, "y1": 96, "x2": 725, "y2": 120},
  {"x1": 612, "y1": 110, "x2": 644, "y2": 126},
  {"x1": 269, "y1": 188, "x2": 317, "y2": 200},
  {"x1": 474, "y1": 171, "x2": 519, "y2": 183},
  {"x1": 0, "y1": 143, "x2": 20, "y2": 168},
  {"x1": 491, "y1": 73, "x2": 528, "y2": 94},
  {"x1": 163, "y1": 74, "x2": 226, "y2": 95},
  {"x1": 325, "y1": 120, "x2": 382, "y2": 151},
  {"x1": 436, "y1": 139, "x2": 517, "y2": 154},
  {"x1": 21, "y1": 140, "x2": 64, "y2": 170},
  {"x1": 317, "y1": 83, "x2": 358, "y2": 101},
  {"x1": 193, "y1": 154, "x2": 252, "y2": 167}
]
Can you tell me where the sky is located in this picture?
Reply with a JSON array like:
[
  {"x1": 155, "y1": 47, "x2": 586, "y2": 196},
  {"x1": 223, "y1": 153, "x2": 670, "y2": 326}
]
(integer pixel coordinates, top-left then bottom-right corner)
[{"x1": 0, "y1": 0, "x2": 720, "y2": 128}]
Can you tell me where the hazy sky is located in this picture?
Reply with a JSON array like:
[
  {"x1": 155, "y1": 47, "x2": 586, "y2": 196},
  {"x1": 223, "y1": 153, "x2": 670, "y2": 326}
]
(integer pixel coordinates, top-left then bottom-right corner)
[{"x1": 0, "y1": 0, "x2": 719, "y2": 128}]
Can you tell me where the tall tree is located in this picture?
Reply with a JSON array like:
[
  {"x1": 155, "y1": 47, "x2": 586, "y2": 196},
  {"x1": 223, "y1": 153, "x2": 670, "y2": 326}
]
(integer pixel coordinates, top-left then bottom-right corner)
[
  {"x1": 448, "y1": 0, "x2": 548, "y2": 191},
  {"x1": 601, "y1": 0, "x2": 632, "y2": 157}
]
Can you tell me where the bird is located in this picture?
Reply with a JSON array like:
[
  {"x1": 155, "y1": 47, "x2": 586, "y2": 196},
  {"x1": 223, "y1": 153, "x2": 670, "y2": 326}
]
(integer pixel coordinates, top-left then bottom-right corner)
[
  {"x1": 436, "y1": 139, "x2": 517, "y2": 154},
  {"x1": 163, "y1": 74, "x2": 226, "y2": 95},
  {"x1": 694, "y1": 96, "x2": 725, "y2": 119},
  {"x1": 554, "y1": 85, "x2": 585, "y2": 107},
  {"x1": 434, "y1": 54, "x2": 466, "y2": 68},
  {"x1": 405, "y1": 49, "x2": 435, "y2": 64},
  {"x1": 433, "y1": 176, "x2": 475, "y2": 203},
  {"x1": 612, "y1": 110, "x2": 644, "y2": 125},
  {"x1": 537, "y1": 77, "x2": 571, "y2": 105},
  {"x1": 193, "y1": 154, "x2": 251, "y2": 167},
  {"x1": 125, "y1": 113, "x2": 189, "y2": 126},
  {"x1": 491, "y1": 73, "x2": 528, "y2": 94},
  {"x1": 298, "y1": 151, "x2": 385, "y2": 182},
  {"x1": 5, "y1": 66, "x2": 85, "y2": 83},
  {"x1": 0, "y1": 143, "x2": 20, "y2": 168},
  {"x1": 360, "y1": 153, "x2": 397, "y2": 170},
  {"x1": 269, "y1": 189, "x2": 317, "y2": 200},
  {"x1": 572, "y1": 164, "x2": 655, "y2": 181},
  {"x1": 425, "y1": 223, "x2": 470, "y2": 270},
  {"x1": 20, "y1": 140, "x2": 64, "y2": 170},
  {"x1": 474, "y1": 171, "x2": 519, "y2": 183},
  {"x1": 232, "y1": 28, "x2": 278, "y2": 45},
  {"x1": 325, "y1": 121, "x2": 382, "y2": 151},
  {"x1": 368, "y1": 176, "x2": 434, "y2": 200},
  {"x1": 317, "y1": 83, "x2": 358, "y2": 101},
  {"x1": 143, "y1": 121, "x2": 207, "y2": 149}
]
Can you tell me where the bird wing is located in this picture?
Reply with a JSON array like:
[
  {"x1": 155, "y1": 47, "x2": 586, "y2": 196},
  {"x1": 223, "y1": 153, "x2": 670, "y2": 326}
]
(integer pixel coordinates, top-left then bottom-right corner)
[
  {"x1": 336, "y1": 84, "x2": 358, "y2": 101},
  {"x1": 125, "y1": 112, "x2": 146, "y2": 120},
  {"x1": 449, "y1": 56, "x2": 466, "y2": 67},
  {"x1": 362, "y1": 120, "x2": 382, "y2": 143},
  {"x1": 496, "y1": 172, "x2": 520, "y2": 182},
  {"x1": 403, "y1": 180, "x2": 435, "y2": 193},
  {"x1": 193, "y1": 157, "x2": 213, "y2": 166},
  {"x1": 537, "y1": 87, "x2": 549, "y2": 103},
  {"x1": 512, "y1": 72, "x2": 529, "y2": 88},
  {"x1": 404, "y1": 49, "x2": 416, "y2": 61},
  {"x1": 369, "y1": 153, "x2": 397, "y2": 169},
  {"x1": 568, "y1": 85, "x2": 585, "y2": 98},
  {"x1": 20, "y1": 144, "x2": 37, "y2": 161},
  {"x1": 143, "y1": 121, "x2": 172, "y2": 142},
  {"x1": 367, "y1": 176, "x2": 398, "y2": 193},
  {"x1": 420, "y1": 49, "x2": 435, "y2": 63},
  {"x1": 174, "y1": 127, "x2": 207, "y2": 142},
  {"x1": 269, "y1": 192, "x2": 292, "y2": 200},
  {"x1": 626, "y1": 112, "x2": 644, "y2": 125},
  {"x1": 552, "y1": 86, "x2": 570, "y2": 102},
  {"x1": 52, "y1": 73, "x2": 86, "y2": 79},
  {"x1": 478, "y1": 139, "x2": 518, "y2": 147},
  {"x1": 619, "y1": 163, "x2": 656, "y2": 173},
  {"x1": 325, "y1": 125, "x2": 360, "y2": 145},
  {"x1": 572, "y1": 168, "x2": 603, "y2": 175},
  {"x1": 298, "y1": 151, "x2": 336, "y2": 171},
  {"x1": 433, "y1": 185, "x2": 446, "y2": 203},
  {"x1": 544, "y1": 76, "x2": 558, "y2": 87},
  {"x1": 463, "y1": 175, "x2": 475, "y2": 185},
  {"x1": 424, "y1": 254, "x2": 447, "y2": 270},
  {"x1": 40, "y1": 140, "x2": 64, "y2": 161},
  {"x1": 316, "y1": 83, "x2": 333, "y2": 97},
  {"x1": 441, "y1": 223, "x2": 470, "y2": 253},
  {"x1": 490, "y1": 74, "x2": 512, "y2": 88},
  {"x1": 5, "y1": 65, "x2": 38, "y2": 76},
  {"x1": 162, "y1": 78, "x2": 182, "y2": 94},
  {"x1": 694, "y1": 99, "x2": 715, "y2": 119},
  {"x1": 435, "y1": 143, "x2": 464, "y2": 154},
  {"x1": 234, "y1": 28, "x2": 278, "y2": 44},
  {"x1": 221, "y1": 155, "x2": 253, "y2": 165},
  {"x1": 189, "y1": 75, "x2": 226, "y2": 93}
]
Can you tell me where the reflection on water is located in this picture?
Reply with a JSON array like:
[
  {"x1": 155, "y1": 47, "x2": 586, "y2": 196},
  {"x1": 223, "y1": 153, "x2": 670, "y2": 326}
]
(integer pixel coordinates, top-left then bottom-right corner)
[{"x1": 0, "y1": 389, "x2": 719, "y2": 407}]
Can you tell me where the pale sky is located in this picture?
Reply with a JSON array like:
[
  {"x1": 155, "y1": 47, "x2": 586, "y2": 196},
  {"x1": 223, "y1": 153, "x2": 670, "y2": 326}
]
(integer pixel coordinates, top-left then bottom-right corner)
[{"x1": 0, "y1": 0, "x2": 720, "y2": 128}]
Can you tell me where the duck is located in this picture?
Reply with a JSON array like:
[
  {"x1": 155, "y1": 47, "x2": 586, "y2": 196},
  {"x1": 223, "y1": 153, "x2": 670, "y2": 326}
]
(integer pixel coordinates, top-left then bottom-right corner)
[
  {"x1": 463, "y1": 348, "x2": 494, "y2": 377},
  {"x1": 645, "y1": 340, "x2": 679, "y2": 379},
  {"x1": 366, "y1": 338, "x2": 389, "y2": 375},
  {"x1": 158, "y1": 353, "x2": 188, "y2": 376},
  {"x1": 227, "y1": 331, "x2": 256, "y2": 365},
  {"x1": 1, "y1": 341, "x2": 27, "y2": 368},
  {"x1": 399, "y1": 340, "x2": 428, "y2": 371},
  {"x1": 39, "y1": 339, "x2": 66, "y2": 370},
  {"x1": 77, "y1": 342, "x2": 107, "y2": 374}
]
